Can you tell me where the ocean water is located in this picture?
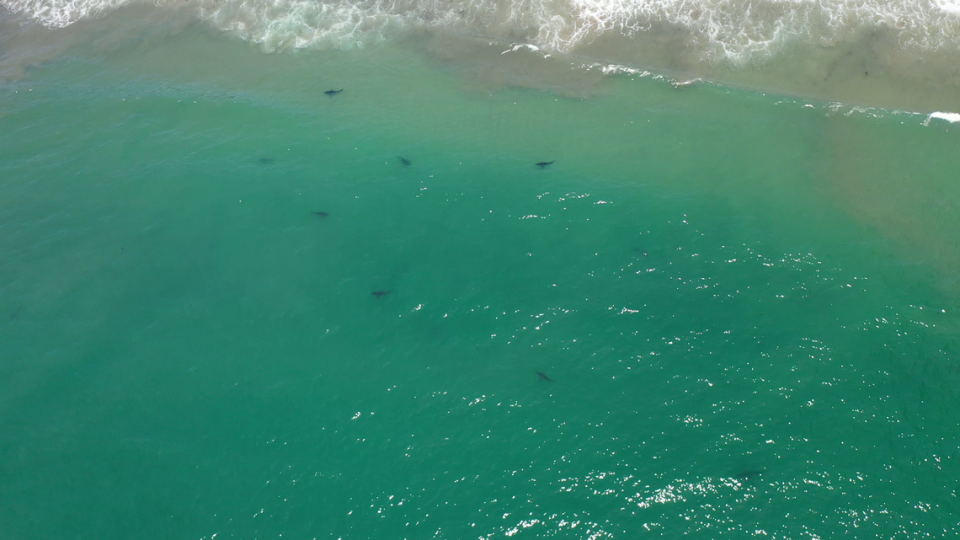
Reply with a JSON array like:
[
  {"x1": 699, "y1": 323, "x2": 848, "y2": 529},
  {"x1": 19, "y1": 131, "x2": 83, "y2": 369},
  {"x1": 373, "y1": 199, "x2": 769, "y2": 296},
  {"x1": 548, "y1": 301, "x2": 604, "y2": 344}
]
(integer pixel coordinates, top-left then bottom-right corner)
[
  {"x1": 6, "y1": 0, "x2": 960, "y2": 110},
  {"x1": 3, "y1": 3, "x2": 960, "y2": 540}
]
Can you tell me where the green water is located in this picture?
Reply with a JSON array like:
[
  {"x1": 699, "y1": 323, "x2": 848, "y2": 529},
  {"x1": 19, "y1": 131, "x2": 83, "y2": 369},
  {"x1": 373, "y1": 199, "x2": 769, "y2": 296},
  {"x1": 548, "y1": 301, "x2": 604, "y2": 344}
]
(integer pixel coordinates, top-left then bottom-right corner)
[{"x1": 3, "y1": 28, "x2": 960, "y2": 539}]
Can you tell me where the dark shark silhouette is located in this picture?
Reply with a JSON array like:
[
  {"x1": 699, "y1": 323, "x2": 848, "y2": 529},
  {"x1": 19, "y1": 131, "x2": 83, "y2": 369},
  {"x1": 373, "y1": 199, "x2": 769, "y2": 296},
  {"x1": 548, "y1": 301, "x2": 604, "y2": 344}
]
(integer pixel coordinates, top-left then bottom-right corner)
[
  {"x1": 258, "y1": 157, "x2": 274, "y2": 164},
  {"x1": 734, "y1": 470, "x2": 763, "y2": 482},
  {"x1": 398, "y1": 157, "x2": 411, "y2": 166},
  {"x1": 324, "y1": 89, "x2": 343, "y2": 96},
  {"x1": 372, "y1": 290, "x2": 393, "y2": 298},
  {"x1": 312, "y1": 211, "x2": 329, "y2": 218},
  {"x1": 536, "y1": 371, "x2": 553, "y2": 382},
  {"x1": 536, "y1": 160, "x2": 554, "y2": 168}
]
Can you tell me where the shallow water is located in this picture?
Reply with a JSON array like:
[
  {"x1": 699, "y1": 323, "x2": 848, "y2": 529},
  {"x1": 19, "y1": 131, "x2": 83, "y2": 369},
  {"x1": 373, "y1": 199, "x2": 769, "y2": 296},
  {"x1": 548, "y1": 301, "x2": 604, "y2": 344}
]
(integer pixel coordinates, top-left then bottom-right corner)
[
  {"x1": 6, "y1": 0, "x2": 960, "y2": 111},
  {"x1": 2, "y1": 21, "x2": 960, "y2": 540}
]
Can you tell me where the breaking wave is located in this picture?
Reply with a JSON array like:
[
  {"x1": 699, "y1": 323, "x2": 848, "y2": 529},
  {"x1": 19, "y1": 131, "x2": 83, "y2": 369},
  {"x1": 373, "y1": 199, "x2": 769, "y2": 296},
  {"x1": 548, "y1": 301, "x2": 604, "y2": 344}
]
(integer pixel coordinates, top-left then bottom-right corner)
[{"x1": 5, "y1": 0, "x2": 960, "y2": 63}]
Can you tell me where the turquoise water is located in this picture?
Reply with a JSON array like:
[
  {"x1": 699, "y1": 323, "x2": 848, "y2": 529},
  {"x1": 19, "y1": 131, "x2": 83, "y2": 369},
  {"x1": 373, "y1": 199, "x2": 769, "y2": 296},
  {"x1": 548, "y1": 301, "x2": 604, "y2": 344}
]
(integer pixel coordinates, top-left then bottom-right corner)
[{"x1": 3, "y1": 26, "x2": 960, "y2": 539}]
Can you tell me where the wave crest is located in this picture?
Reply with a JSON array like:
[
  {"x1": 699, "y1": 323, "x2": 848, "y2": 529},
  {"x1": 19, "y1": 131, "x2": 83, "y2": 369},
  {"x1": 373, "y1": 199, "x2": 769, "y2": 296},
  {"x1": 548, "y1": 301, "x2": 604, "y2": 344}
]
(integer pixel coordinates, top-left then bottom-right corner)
[{"x1": 5, "y1": 0, "x2": 960, "y2": 64}]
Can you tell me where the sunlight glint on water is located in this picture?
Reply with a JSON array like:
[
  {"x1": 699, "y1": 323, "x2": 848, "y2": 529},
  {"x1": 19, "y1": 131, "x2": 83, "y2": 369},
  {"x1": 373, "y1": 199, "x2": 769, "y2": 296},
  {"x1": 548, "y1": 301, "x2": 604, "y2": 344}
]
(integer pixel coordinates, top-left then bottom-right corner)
[{"x1": 1, "y1": 18, "x2": 960, "y2": 540}]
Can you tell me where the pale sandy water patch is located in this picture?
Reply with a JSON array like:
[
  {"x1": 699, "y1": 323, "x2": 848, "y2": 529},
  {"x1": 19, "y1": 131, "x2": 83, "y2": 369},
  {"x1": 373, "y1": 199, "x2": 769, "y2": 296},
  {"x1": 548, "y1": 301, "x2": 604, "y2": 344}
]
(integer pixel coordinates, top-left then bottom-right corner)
[{"x1": 4, "y1": 0, "x2": 960, "y2": 111}]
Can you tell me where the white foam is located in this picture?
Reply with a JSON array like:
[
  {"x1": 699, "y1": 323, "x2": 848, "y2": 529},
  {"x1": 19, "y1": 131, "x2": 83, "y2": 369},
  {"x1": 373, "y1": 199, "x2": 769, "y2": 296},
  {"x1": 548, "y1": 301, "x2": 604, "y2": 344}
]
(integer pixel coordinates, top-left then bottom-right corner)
[
  {"x1": 599, "y1": 64, "x2": 649, "y2": 76},
  {"x1": 7, "y1": 0, "x2": 960, "y2": 70},
  {"x1": 923, "y1": 111, "x2": 960, "y2": 125},
  {"x1": 195, "y1": 0, "x2": 408, "y2": 52},
  {"x1": 3, "y1": 0, "x2": 138, "y2": 28},
  {"x1": 501, "y1": 43, "x2": 540, "y2": 55},
  {"x1": 935, "y1": 0, "x2": 960, "y2": 15}
]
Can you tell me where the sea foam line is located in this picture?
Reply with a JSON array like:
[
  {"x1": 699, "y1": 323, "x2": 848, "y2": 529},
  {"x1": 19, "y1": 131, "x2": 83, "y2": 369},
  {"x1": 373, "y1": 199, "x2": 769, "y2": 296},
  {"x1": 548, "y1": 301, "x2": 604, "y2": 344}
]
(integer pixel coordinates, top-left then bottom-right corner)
[{"x1": 6, "y1": 0, "x2": 960, "y2": 64}]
